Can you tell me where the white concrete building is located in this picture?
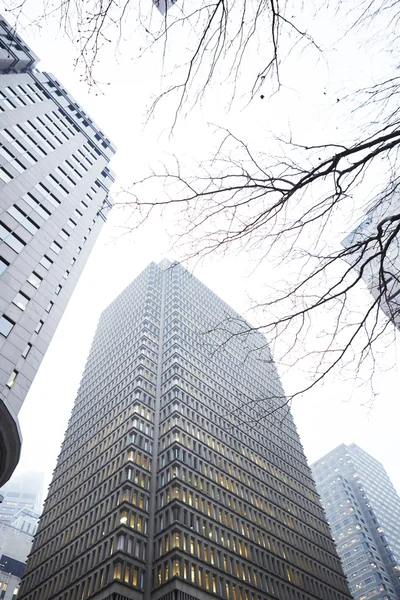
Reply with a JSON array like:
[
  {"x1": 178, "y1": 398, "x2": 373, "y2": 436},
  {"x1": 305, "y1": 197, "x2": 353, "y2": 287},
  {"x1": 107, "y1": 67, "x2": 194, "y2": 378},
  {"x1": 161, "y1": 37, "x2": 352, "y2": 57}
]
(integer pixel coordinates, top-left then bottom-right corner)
[{"x1": 0, "y1": 16, "x2": 116, "y2": 486}]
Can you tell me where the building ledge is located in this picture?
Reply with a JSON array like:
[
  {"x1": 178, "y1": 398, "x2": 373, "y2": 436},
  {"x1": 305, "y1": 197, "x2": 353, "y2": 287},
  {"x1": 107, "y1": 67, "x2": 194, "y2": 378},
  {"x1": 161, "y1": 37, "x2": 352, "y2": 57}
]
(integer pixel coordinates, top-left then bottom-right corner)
[{"x1": 0, "y1": 397, "x2": 22, "y2": 487}]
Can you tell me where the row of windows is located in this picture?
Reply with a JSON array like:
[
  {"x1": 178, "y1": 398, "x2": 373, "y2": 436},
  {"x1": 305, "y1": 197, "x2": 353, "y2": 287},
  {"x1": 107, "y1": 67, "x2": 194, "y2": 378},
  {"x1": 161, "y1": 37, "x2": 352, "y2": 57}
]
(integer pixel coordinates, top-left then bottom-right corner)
[
  {"x1": 153, "y1": 555, "x2": 346, "y2": 600},
  {"x1": 28, "y1": 466, "x2": 145, "y2": 570},
  {"x1": 21, "y1": 556, "x2": 145, "y2": 600},
  {"x1": 154, "y1": 499, "x2": 343, "y2": 591},
  {"x1": 160, "y1": 406, "x2": 315, "y2": 507}
]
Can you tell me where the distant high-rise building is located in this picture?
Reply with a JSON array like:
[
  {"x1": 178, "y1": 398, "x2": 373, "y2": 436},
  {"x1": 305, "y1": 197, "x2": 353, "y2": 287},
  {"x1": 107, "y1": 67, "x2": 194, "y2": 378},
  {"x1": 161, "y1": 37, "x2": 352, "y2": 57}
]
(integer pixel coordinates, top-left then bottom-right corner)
[
  {"x1": 9, "y1": 507, "x2": 39, "y2": 537},
  {"x1": 0, "y1": 509, "x2": 38, "y2": 600},
  {"x1": 0, "y1": 472, "x2": 44, "y2": 523},
  {"x1": 152, "y1": 0, "x2": 177, "y2": 15},
  {"x1": 312, "y1": 444, "x2": 400, "y2": 600},
  {"x1": 0, "y1": 15, "x2": 116, "y2": 486},
  {"x1": 19, "y1": 261, "x2": 351, "y2": 600},
  {"x1": 342, "y1": 197, "x2": 400, "y2": 329}
]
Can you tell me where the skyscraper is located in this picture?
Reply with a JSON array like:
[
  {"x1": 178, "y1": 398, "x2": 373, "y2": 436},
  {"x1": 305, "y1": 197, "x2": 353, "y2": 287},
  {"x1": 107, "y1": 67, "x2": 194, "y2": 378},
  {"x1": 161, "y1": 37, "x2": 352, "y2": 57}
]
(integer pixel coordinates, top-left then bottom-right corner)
[
  {"x1": 0, "y1": 472, "x2": 44, "y2": 523},
  {"x1": 19, "y1": 261, "x2": 351, "y2": 600},
  {"x1": 311, "y1": 444, "x2": 400, "y2": 599},
  {"x1": 0, "y1": 513, "x2": 36, "y2": 600},
  {"x1": 342, "y1": 196, "x2": 400, "y2": 330},
  {"x1": 0, "y1": 15, "x2": 116, "y2": 486}
]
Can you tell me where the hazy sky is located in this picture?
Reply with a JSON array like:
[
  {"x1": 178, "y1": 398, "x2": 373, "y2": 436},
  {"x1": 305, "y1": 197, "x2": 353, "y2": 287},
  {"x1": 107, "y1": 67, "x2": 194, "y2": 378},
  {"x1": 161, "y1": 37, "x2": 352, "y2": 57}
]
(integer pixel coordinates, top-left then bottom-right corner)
[{"x1": 2, "y1": 0, "x2": 399, "y2": 499}]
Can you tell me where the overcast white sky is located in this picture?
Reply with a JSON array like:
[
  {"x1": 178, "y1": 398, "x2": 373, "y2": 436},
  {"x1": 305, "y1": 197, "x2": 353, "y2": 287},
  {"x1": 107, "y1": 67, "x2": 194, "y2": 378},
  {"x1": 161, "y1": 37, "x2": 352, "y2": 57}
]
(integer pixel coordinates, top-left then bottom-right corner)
[{"x1": 2, "y1": 0, "x2": 399, "y2": 498}]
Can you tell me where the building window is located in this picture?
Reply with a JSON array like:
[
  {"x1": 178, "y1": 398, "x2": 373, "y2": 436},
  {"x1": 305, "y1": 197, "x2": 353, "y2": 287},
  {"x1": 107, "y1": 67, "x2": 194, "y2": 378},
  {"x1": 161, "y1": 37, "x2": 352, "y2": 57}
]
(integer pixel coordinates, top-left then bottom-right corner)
[
  {"x1": 0, "y1": 256, "x2": 9, "y2": 275},
  {"x1": 173, "y1": 559, "x2": 180, "y2": 577},
  {"x1": 34, "y1": 320, "x2": 44, "y2": 333},
  {"x1": 113, "y1": 562, "x2": 122, "y2": 580},
  {"x1": 45, "y1": 301, "x2": 53, "y2": 313},
  {"x1": 13, "y1": 291, "x2": 30, "y2": 311},
  {"x1": 0, "y1": 315, "x2": 15, "y2": 337},
  {"x1": 7, "y1": 370, "x2": 18, "y2": 388},
  {"x1": 22, "y1": 343, "x2": 32, "y2": 358},
  {"x1": 50, "y1": 241, "x2": 62, "y2": 254},
  {"x1": 117, "y1": 534, "x2": 125, "y2": 551},
  {"x1": 124, "y1": 564, "x2": 131, "y2": 584},
  {"x1": 40, "y1": 255, "x2": 53, "y2": 270},
  {"x1": 0, "y1": 223, "x2": 26, "y2": 253},
  {"x1": 27, "y1": 272, "x2": 42, "y2": 288},
  {"x1": 0, "y1": 166, "x2": 13, "y2": 182}
]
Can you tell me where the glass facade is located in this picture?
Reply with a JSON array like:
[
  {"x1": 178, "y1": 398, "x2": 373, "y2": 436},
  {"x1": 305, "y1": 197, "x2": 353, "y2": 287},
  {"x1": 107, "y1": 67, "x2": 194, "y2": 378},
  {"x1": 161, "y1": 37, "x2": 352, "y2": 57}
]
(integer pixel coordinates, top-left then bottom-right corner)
[
  {"x1": 19, "y1": 261, "x2": 351, "y2": 600},
  {"x1": 312, "y1": 444, "x2": 400, "y2": 599}
]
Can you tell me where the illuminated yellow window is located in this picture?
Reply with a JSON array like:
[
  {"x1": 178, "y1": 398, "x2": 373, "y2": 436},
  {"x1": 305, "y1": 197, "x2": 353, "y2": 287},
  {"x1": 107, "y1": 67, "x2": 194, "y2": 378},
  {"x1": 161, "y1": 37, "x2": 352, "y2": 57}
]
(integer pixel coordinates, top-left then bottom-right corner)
[
  {"x1": 120, "y1": 510, "x2": 128, "y2": 525},
  {"x1": 205, "y1": 572, "x2": 210, "y2": 590},
  {"x1": 173, "y1": 532, "x2": 180, "y2": 548},
  {"x1": 125, "y1": 565, "x2": 131, "y2": 583},
  {"x1": 165, "y1": 562, "x2": 169, "y2": 580},
  {"x1": 6, "y1": 370, "x2": 17, "y2": 389},
  {"x1": 133, "y1": 567, "x2": 139, "y2": 586},
  {"x1": 113, "y1": 563, "x2": 122, "y2": 580},
  {"x1": 137, "y1": 516, "x2": 143, "y2": 532},
  {"x1": 173, "y1": 559, "x2": 180, "y2": 577},
  {"x1": 191, "y1": 565, "x2": 196, "y2": 583},
  {"x1": 212, "y1": 575, "x2": 217, "y2": 593},
  {"x1": 157, "y1": 566, "x2": 162, "y2": 585}
]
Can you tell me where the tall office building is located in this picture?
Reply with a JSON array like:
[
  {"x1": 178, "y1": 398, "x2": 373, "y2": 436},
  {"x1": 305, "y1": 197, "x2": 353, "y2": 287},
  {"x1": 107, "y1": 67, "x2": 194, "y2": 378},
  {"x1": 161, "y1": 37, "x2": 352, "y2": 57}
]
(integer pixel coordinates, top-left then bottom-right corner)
[
  {"x1": 0, "y1": 519, "x2": 34, "y2": 600},
  {"x1": 342, "y1": 196, "x2": 400, "y2": 329},
  {"x1": 0, "y1": 472, "x2": 44, "y2": 523},
  {"x1": 0, "y1": 16, "x2": 116, "y2": 486},
  {"x1": 19, "y1": 261, "x2": 351, "y2": 600},
  {"x1": 312, "y1": 444, "x2": 400, "y2": 600},
  {"x1": 0, "y1": 507, "x2": 39, "y2": 600}
]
